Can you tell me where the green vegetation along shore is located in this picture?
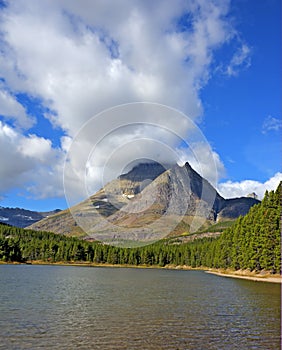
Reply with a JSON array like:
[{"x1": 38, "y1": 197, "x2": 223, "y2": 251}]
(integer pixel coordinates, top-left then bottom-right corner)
[{"x1": 0, "y1": 183, "x2": 281, "y2": 278}]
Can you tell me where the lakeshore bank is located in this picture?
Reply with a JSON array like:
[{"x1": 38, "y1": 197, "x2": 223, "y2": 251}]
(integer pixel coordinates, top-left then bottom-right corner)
[
  {"x1": 205, "y1": 268, "x2": 282, "y2": 283},
  {"x1": 1, "y1": 261, "x2": 281, "y2": 283}
]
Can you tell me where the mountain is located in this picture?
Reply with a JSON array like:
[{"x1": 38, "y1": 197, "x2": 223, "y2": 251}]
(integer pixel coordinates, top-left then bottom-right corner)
[
  {"x1": 28, "y1": 161, "x2": 259, "y2": 244},
  {"x1": 1, "y1": 183, "x2": 280, "y2": 273},
  {"x1": 0, "y1": 207, "x2": 61, "y2": 228}
]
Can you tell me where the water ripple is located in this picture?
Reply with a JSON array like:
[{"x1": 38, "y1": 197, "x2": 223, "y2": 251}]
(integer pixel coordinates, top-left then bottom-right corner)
[{"x1": 0, "y1": 265, "x2": 280, "y2": 350}]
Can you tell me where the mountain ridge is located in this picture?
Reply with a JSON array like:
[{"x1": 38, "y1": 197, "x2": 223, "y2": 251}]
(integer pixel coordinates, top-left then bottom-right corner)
[
  {"x1": 28, "y1": 161, "x2": 260, "y2": 244},
  {"x1": 0, "y1": 207, "x2": 61, "y2": 228}
]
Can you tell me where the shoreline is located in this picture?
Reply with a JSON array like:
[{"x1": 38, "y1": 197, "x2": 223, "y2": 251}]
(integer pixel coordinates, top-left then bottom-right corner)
[
  {"x1": 0, "y1": 260, "x2": 202, "y2": 270},
  {"x1": 205, "y1": 269, "x2": 282, "y2": 283},
  {"x1": 1, "y1": 261, "x2": 281, "y2": 283}
]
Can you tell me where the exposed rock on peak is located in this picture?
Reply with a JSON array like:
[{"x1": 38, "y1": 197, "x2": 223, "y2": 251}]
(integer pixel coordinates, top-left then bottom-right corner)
[
  {"x1": 119, "y1": 161, "x2": 167, "y2": 182},
  {"x1": 29, "y1": 161, "x2": 260, "y2": 243},
  {"x1": 247, "y1": 192, "x2": 258, "y2": 199}
]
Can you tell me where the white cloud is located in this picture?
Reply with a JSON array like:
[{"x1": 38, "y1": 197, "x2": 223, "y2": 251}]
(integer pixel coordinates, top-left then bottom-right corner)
[
  {"x1": 0, "y1": 0, "x2": 235, "y2": 134},
  {"x1": 0, "y1": 0, "x2": 255, "y2": 202},
  {"x1": 218, "y1": 172, "x2": 282, "y2": 199},
  {"x1": 0, "y1": 87, "x2": 34, "y2": 129},
  {"x1": 262, "y1": 115, "x2": 282, "y2": 134},
  {"x1": 63, "y1": 103, "x2": 209, "y2": 204},
  {"x1": 0, "y1": 121, "x2": 64, "y2": 198},
  {"x1": 225, "y1": 43, "x2": 251, "y2": 76},
  {"x1": 18, "y1": 135, "x2": 53, "y2": 163}
]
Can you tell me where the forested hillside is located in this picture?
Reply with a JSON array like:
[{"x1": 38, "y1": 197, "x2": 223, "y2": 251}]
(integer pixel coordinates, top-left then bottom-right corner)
[
  {"x1": 0, "y1": 183, "x2": 280, "y2": 273},
  {"x1": 209, "y1": 182, "x2": 281, "y2": 272}
]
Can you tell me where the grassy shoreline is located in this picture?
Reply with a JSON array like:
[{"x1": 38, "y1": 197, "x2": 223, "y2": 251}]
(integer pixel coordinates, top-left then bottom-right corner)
[{"x1": 1, "y1": 260, "x2": 281, "y2": 283}]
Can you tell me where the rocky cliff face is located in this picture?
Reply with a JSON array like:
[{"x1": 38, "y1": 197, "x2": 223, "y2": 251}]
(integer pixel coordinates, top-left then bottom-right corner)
[
  {"x1": 218, "y1": 197, "x2": 259, "y2": 219},
  {"x1": 119, "y1": 162, "x2": 166, "y2": 183},
  {"x1": 29, "y1": 161, "x2": 260, "y2": 243}
]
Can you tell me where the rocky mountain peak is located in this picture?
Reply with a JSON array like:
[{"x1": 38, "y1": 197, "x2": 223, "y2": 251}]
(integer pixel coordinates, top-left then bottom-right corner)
[
  {"x1": 29, "y1": 161, "x2": 260, "y2": 243},
  {"x1": 119, "y1": 161, "x2": 168, "y2": 182}
]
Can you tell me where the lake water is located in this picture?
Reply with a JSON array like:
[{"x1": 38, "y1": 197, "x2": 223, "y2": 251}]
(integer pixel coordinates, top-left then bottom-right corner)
[{"x1": 0, "y1": 265, "x2": 280, "y2": 350}]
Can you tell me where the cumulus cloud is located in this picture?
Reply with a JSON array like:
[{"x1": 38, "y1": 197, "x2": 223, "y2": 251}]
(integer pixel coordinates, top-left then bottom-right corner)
[
  {"x1": 0, "y1": 121, "x2": 64, "y2": 198},
  {"x1": 218, "y1": 172, "x2": 282, "y2": 199},
  {"x1": 0, "y1": 87, "x2": 34, "y2": 129},
  {"x1": 0, "y1": 0, "x2": 234, "y2": 134},
  {"x1": 64, "y1": 103, "x2": 211, "y2": 204},
  {"x1": 0, "y1": 0, "x2": 257, "y2": 203}
]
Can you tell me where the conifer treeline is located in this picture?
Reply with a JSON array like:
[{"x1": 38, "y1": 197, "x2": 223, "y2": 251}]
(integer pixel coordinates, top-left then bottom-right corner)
[{"x1": 0, "y1": 183, "x2": 281, "y2": 273}]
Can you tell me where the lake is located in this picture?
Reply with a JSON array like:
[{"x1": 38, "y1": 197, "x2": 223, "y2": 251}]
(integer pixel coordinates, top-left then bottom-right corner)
[{"x1": 0, "y1": 265, "x2": 280, "y2": 349}]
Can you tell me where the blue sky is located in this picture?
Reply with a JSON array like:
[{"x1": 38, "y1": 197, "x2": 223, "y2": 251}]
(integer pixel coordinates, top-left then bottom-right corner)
[
  {"x1": 0, "y1": 0, "x2": 281, "y2": 211},
  {"x1": 202, "y1": 0, "x2": 281, "y2": 181}
]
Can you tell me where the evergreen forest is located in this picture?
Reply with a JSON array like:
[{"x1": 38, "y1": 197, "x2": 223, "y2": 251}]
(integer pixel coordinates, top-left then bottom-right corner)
[{"x1": 0, "y1": 183, "x2": 281, "y2": 273}]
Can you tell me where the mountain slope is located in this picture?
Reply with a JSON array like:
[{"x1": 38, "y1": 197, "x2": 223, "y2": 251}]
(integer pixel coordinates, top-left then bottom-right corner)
[
  {"x1": 0, "y1": 207, "x2": 61, "y2": 228},
  {"x1": 29, "y1": 161, "x2": 260, "y2": 243},
  {"x1": 28, "y1": 162, "x2": 168, "y2": 236}
]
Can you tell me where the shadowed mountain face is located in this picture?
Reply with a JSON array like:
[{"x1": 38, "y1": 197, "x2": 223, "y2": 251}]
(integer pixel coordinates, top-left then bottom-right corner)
[
  {"x1": 0, "y1": 207, "x2": 61, "y2": 228},
  {"x1": 119, "y1": 162, "x2": 166, "y2": 183},
  {"x1": 29, "y1": 161, "x2": 260, "y2": 243}
]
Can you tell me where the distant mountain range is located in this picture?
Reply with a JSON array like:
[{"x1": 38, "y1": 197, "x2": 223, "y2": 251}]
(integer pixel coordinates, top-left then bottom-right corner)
[
  {"x1": 0, "y1": 207, "x2": 61, "y2": 228},
  {"x1": 28, "y1": 161, "x2": 260, "y2": 244}
]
